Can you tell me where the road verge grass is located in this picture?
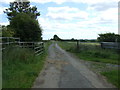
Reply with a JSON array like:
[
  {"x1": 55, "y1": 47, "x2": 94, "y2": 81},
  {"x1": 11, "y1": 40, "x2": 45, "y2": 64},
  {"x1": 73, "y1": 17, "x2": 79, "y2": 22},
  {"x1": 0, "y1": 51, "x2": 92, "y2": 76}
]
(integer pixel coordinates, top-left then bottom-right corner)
[
  {"x1": 58, "y1": 41, "x2": 119, "y2": 65},
  {"x1": 2, "y1": 41, "x2": 51, "y2": 88},
  {"x1": 101, "y1": 70, "x2": 119, "y2": 88}
]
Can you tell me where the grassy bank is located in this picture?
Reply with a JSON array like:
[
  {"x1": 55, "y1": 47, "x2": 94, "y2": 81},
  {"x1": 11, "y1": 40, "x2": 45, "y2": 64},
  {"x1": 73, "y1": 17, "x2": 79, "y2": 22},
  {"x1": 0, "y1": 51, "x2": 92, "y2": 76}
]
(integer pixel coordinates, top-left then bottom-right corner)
[
  {"x1": 101, "y1": 70, "x2": 119, "y2": 88},
  {"x1": 2, "y1": 41, "x2": 51, "y2": 88},
  {"x1": 58, "y1": 41, "x2": 119, "y2": 65},
  {"x1": 57, "y1": 41, "x2": 119, "y2": 88}
]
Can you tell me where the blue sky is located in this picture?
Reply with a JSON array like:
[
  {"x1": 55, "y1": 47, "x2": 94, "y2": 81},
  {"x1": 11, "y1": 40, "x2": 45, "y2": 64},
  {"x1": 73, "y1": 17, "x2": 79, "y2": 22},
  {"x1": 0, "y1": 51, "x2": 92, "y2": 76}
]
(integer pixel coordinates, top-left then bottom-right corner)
[{"x1": 0, "y1": 0, "x2": 118, "y2": 40}]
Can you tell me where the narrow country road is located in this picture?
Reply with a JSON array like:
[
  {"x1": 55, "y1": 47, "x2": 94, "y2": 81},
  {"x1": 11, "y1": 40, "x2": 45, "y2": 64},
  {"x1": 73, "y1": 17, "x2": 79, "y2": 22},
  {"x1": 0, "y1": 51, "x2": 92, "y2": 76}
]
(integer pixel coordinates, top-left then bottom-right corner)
[{"x1": 32, "y1": 43, "x2": 114, "y2": 88}]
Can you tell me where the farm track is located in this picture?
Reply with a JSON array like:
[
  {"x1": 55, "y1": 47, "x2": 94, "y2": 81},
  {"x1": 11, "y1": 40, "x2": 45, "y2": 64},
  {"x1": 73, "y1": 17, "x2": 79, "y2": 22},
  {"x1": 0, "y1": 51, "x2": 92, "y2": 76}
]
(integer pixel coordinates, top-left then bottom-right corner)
[{"x1": 32, "y1": 43, "x2": 115, "y2": 88}]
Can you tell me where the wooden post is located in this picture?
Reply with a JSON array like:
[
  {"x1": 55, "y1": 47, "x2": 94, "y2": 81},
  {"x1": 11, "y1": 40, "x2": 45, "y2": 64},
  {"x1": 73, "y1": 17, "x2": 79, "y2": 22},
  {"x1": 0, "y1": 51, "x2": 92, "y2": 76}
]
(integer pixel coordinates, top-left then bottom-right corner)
[
  {"x1": 8, "y1": 37, "x2": 9, "y2": 46},
  {"x1": 77, "y1": 40, "x2": 79, "y2": 51}
]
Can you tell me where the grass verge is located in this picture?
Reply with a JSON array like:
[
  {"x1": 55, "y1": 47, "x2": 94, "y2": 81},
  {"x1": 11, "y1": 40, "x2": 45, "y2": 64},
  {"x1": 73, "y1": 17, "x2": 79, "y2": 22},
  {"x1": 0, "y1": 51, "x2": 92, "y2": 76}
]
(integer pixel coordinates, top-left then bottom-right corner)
[
  {"x1": 58, "y1": 41, "x2": 119, "y2": 65},
  {"x1": 101, "y1": 70, "x2": 119, "y2": 88},
  {"x1": 2, "y1": 42, "x2": 51, "y2": 88}
]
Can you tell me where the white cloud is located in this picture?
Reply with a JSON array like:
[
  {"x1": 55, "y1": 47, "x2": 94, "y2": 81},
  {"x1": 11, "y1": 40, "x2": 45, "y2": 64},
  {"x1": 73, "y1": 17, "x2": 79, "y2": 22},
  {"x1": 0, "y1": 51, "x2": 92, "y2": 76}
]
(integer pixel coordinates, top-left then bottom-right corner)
[
  {"x1": 0, "y1": 6, "x2": 7, "y2": 14},
  {"x1": 30, "y1": 0, "x2": 67, "y2": 4},
  {"x1": 0, "y1": 0, "x2": 14, "y2": 3},
  {"x1": 99, "y1": 8, "x2": 118, "y2": 21},
  {"x1": 0, "y1": 0, "x2": 118, "y2": 39},
  {"x1": 0, "y1": 0, "x2": 30, "y2": 3},
  {"x1": 70, "y1": 0, "x2": 118, "y2": 5},
  {"x1": 1, "y1": 0, "x2": 118, "y2": 5},
  {"x1": 38, "y1": 15, "x2": 118, "y2": 40},
  {"x1": 47, "y1": 6, "x2": 88, "y2": 20},
  {"x1": 29, "y1": 0, "x2": 119, "y2": 5}
]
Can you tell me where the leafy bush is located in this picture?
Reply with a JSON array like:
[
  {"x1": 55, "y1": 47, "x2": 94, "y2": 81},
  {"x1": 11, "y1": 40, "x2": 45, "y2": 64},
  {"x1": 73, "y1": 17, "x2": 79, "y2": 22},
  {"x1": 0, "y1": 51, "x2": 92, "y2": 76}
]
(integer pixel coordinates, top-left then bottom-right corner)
[{"x1": 10, "y1": 13, "x2": 42, "y2": 41}]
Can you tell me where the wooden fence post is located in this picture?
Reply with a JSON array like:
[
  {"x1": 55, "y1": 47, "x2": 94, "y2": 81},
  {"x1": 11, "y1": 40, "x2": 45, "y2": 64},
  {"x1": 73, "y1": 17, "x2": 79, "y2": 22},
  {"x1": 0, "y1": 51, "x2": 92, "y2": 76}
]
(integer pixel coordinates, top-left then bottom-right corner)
[
  {"x1": 7, "y1": 37, "x2": 9, "y2": 46},
  {"x1": 76, "y1": 40, "x2": 79, "y2": 51}
]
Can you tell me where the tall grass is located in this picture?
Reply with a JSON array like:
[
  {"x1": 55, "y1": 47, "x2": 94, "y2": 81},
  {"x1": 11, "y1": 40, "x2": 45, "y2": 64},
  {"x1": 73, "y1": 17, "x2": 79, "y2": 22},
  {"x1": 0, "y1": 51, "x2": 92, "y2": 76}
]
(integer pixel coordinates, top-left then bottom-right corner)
[
  {"x1": 101, "y1": 70, "x2": 120, "y2": 88},
  {"x1": 3, "y1": 46, "x2": 35, "y2": 65},
  {"x1": 58, "y1": 41, "x2": 119, "y2": 64},
  {"x1": 3, "y1": 42, "x2": 51, "y2": 88}
]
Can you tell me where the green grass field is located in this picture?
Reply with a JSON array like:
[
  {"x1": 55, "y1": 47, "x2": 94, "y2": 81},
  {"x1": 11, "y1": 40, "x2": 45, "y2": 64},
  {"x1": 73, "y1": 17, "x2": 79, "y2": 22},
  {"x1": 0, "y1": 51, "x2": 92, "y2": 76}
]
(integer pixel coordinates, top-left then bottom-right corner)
[
  {"x1": 57, "y1": 41, "x2": 119, "y2": 88},
  {"x1": 2, "y1": 41, "x2": 51, "y2": 88}
]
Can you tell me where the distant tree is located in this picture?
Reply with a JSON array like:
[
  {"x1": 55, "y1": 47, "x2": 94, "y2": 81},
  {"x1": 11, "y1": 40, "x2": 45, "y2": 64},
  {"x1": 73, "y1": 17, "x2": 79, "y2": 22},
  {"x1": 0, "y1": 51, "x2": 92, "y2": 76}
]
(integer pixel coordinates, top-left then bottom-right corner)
[
  {"x1": 97, "y1": 33, "x2": 120, "y2": 42},
  {"x1": 4, "y1": 0, "x2": 40, "y2": 20},
  {"x1": 53, "y1": 34, "x2": 61, "y2": 41},
  {"x1": 71, "y1": 38, "x2": 75, "y2": 41},
  {"x1": 10, "y1": 13, "x2": 42, "y2": 41}
]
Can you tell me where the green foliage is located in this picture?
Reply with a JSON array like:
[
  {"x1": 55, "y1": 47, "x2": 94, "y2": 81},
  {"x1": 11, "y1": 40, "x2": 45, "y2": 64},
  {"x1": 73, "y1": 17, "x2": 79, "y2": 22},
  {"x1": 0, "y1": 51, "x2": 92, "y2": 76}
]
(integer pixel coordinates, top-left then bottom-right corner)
[
  {"x1": 101, "y1": 70, "x2": 120, "y2": 88},
  {"x1": 53, "y1": 34, "x2": 61, "y2": 41},
  {"x1": 58, "y1": 41, "x2": 119, "y2": 64},
  {"x1": 4, "y1": 1, "x2": 40, "y2": 20},
  {"x1": 4, "y1": 1, "x2": 42, "y2": 41},
  {"x1": 1, "y1": 25, "x2": 15, "y2": 37},
  {"x1": 10, "y1": 13, "x2": 42, "y2": 41},
  {"x1": 2, "y1": 41, "x2": 51, "y2": 88},
  {"x1": 97, "y1": 33, "x2": 120, "y2": 42},
  {"x1": 3, "y1": 46, "x2": 34, "y2": 65}
]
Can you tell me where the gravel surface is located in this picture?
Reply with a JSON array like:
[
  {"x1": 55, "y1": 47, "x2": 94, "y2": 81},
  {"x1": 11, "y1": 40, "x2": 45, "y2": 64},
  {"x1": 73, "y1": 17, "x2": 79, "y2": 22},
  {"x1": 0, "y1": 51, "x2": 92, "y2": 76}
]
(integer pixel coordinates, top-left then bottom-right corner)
[{"x1": 32, "y1": 43, "x2": 115, "y2": 88}]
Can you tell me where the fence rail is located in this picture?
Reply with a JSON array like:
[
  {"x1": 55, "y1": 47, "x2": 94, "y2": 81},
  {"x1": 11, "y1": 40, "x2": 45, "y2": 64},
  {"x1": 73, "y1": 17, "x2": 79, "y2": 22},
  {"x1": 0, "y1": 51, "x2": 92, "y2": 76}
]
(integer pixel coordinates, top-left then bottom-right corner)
[
  {"x1": 19, "y1": 42, "x2": 44, "y2": 55},
  {"x1": 101, "y1": 42, "x2": 120, "y2": 49},
  {"x1": 0, "y1": 37, "x2": 44, "y2": 55}
]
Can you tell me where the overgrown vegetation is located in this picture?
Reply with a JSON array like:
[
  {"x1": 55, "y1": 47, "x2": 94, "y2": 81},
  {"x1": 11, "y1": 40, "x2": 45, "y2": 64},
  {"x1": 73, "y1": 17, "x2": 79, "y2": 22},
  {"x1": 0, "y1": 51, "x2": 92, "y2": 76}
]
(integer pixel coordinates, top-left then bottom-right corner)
[
  {"x1": 2, "y1": 42, "x2": 51, "y2": 88},
  {"x1": 58, "y1": 41, "x2": 119, "y2": 65},
  {"x1": 101, "y1": 70, "x2": 119, "y2": 88}
]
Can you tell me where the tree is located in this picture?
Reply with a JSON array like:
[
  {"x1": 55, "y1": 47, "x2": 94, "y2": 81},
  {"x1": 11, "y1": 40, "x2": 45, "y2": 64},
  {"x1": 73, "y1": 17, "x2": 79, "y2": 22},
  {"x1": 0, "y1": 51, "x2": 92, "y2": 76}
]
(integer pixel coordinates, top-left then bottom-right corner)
[
  {"x1": 1, "y1": 25, "x2": 15, "y2": 37},
  {"x1": 10, "y1": 13, "x2": 42, "y2": 41},
  {"x1": 71, "y1": 38, "x2": 75, "y2": 41},
  {"x1": 4, "y1": 0, "x2": 40, "y2": 20},
  {"x1": 97, "y1": 33, "x2": 120, "y2": 42},
  {"x1": 4, "y1": 0, "x2": 42, "y2": 41},
  {"x1": 53, "y1": 34, "x2": 61, "y2": 41}
]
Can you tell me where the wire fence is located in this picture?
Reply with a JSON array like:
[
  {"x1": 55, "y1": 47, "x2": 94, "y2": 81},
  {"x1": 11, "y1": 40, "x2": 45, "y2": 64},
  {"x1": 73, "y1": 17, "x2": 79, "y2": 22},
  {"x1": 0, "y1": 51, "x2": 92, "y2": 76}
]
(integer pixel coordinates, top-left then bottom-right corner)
[{"x1": 101, "y1": 42, "x2": 120, "y2": 50}]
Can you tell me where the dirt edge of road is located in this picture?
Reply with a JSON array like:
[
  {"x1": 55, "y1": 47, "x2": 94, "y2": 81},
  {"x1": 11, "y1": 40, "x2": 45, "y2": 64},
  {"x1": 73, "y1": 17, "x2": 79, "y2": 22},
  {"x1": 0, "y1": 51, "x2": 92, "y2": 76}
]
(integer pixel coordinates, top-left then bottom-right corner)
[{"x1": 67, "y1": 51, "x2": 117, "y2": 88}]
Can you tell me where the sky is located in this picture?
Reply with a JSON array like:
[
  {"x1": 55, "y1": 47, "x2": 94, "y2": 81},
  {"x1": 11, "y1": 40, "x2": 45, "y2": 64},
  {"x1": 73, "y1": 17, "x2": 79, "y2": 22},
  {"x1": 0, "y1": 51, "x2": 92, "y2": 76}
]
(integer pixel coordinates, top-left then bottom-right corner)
[{"x1": 0, "y1": 0, "x2": 119, "y2": 40}]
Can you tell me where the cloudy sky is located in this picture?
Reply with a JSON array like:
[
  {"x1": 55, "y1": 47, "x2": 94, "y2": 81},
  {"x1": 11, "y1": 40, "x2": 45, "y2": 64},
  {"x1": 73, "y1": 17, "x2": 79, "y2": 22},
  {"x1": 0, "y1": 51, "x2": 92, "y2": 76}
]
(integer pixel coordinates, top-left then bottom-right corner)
[{"x1": 0, "y1": 0, "x2": 119, "y2": 40}]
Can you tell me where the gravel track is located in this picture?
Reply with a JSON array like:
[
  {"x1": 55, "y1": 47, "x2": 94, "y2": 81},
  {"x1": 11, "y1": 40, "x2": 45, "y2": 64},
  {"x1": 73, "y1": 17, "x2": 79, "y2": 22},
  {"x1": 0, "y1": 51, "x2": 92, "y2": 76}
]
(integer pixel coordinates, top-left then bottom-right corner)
[{"x1": 32, "y1": 43, "x2": 115, "y2": 88}]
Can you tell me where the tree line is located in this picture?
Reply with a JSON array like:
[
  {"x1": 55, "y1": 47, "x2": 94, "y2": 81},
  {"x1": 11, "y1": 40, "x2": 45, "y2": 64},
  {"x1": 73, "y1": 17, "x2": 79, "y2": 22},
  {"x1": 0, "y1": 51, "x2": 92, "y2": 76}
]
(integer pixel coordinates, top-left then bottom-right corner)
[
  {"x1": 97, "y1": 33, "x2": 120, "y2": 42},
  {"x1": 52, "y1": 33, "x2": 120, "y2": 42}
]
